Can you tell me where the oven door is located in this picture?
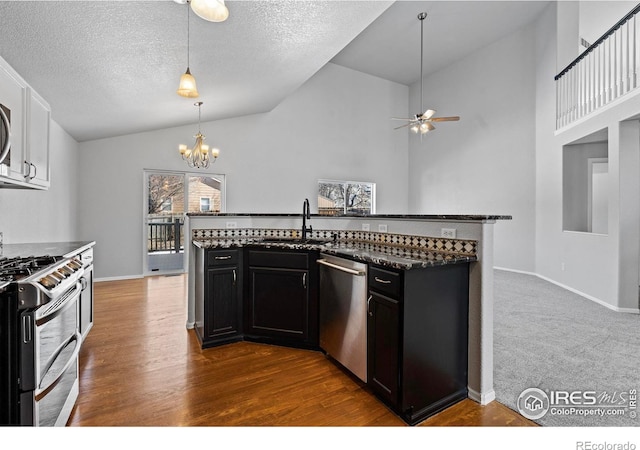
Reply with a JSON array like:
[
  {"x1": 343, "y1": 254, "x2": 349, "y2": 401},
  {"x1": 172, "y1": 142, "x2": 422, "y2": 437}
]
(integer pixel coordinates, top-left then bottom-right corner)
[{"x1": 19, "y1": 282, "x2": 82, "y2": 426}]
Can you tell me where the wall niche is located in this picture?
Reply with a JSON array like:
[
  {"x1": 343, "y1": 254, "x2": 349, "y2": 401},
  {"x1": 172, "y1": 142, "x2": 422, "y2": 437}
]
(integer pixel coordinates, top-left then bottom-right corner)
[{"x1": 563, "y1": 128, "x2": 609, "y2": 234}]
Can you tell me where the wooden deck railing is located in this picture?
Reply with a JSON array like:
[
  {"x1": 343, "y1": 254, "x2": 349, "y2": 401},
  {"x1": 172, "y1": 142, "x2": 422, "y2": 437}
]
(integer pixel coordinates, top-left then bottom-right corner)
[{"x1": 148, "y1": 219, "x2": 183, "y2": 253}]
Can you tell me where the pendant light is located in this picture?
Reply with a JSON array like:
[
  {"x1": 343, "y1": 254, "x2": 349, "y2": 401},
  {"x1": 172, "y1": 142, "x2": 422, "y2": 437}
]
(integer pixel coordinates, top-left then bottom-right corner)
[
  {"x1": 190, "y1": 0, "x2": 229, "y2": 22},
  {"x1": 174, "y1": 0, "x2": 229, "y2": 23},
  {"x1": 179, "y1": 102, "x2": 220, "y2": 169},
  {"x1": 177, "y1": 2, "x2": 199, "y2": 98}
]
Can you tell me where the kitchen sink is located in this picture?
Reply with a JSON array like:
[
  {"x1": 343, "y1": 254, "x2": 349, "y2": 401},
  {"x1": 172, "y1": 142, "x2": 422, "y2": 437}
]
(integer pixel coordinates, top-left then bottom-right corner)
[{"x1": 260, "y1": 237, "x2": 333, "y2": 246}]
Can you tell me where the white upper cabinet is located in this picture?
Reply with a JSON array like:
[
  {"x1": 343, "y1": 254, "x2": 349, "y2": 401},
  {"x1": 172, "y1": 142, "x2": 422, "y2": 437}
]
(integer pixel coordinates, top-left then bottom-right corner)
[
  {"x1": 26, "y1": 89, "x2": 51, "y2": 188},
  {"x1": 0, "y1": 57, "x2": 27, "y2": 184},
  {"x1": 0, "y1": 56, "x2": 51, "y2": 190}
]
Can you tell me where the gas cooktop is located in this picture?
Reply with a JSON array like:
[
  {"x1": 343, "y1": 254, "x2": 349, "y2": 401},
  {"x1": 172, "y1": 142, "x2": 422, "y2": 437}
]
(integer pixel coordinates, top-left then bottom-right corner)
[{"x1": 0, "y1": 256, "x2": 61, "y2": 283}]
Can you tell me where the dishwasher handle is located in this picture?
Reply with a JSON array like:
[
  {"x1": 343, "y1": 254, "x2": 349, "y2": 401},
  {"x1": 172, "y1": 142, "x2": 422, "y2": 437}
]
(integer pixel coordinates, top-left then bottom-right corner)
[{"x1": 317, "y1": 259, "x2": 366, "y2": 276}]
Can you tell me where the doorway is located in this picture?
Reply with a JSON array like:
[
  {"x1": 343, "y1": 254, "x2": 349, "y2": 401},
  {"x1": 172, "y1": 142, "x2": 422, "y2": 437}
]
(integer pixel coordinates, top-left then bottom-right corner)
[{"x1": 143, "y1": 170, "x2": 225, "y2": 275}]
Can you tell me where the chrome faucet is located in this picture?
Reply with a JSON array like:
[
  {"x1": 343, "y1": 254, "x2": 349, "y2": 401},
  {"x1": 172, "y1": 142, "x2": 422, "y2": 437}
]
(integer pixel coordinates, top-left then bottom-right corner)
[{"x1": 302, "y1": 198, "x2": 312, "y2": 239}]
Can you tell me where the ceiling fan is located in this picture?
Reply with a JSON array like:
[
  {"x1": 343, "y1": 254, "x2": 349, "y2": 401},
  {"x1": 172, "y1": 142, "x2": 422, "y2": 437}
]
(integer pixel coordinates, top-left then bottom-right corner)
[{"x1": 392, "y1": 12, "x2": 460, "y2": 135}]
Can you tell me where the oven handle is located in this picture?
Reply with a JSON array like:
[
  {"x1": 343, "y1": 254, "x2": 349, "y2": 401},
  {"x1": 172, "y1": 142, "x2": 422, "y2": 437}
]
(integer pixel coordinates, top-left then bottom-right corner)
[
  {"x1": 35, "y1": 281, "x2": 81, "y2": 327},
  {"x1": 34, "y1": 330, "x2": 81, "y2": 401},
  {"x1": 0, "y1": 106, "x2": 10, "y2": 165}
]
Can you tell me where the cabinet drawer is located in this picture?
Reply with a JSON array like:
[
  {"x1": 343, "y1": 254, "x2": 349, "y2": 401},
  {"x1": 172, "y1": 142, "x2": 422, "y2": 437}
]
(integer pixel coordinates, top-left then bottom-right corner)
[
  {"x1": 248, "y1": 250, "x2": 309, "y2": 270},
  {"x1": 369, "y1": 266, "x2": 402, "y2": 298},
  {"x1": 207, "y1": 249, "x2": 239, "y2": 267}
]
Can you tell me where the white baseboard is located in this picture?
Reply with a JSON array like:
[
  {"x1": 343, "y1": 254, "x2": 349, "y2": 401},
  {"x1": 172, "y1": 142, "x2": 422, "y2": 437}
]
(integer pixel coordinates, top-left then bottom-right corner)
[
  {"x1": 468, "y1": 387, "x2": 495, "y2": 405},
  {"x1": 494, "y1": 266, "x2": 537, "y2": 276},
  {"x1": 494, "y1": 266, "x2": 640, "y2": 314},
  {"x1": 95, "y1": 274, "x2": 144, "y2": 283}
]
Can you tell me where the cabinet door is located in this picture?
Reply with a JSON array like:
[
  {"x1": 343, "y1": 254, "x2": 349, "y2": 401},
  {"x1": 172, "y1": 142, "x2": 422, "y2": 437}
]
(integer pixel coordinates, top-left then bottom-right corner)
[
  {"x1": 26, "y1": 90, "x2": 50, "y2": 188},
  {"x1": 205, "y1": 266, "x2": 241, "y2": 340},
  {"x1": 0, "y1": 58, "x2": 27, "y2": 182},
  {"x1": 248, "y1": 267, "x2": 309, "y2": 342},
  {"x1": 367, "y1": 291, "x2": 400, "y2": 407}
]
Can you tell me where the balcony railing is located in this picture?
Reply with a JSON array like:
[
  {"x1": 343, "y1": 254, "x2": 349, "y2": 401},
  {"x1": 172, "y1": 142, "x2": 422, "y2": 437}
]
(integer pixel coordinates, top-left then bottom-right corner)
[
  {"x1": 556, "y1": 4, "x2": 640, "y2": 129},
  {"x1": 148, "y1": 218, "x2": 183, "y2": 253}
]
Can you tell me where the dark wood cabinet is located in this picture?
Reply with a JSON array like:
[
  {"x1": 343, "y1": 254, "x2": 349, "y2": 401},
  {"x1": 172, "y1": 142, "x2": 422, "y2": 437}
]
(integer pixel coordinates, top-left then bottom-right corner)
[
  {"x1": 367, "y1": 262, "x2": 470, "y2": 425},
  {"x1": 195, "y1": 249, "x2": 242, "y2": 348},
  {"x1": 367, "y1": 290, "x2": 399, "y2": 406},
  {"x1": 246, "y1": 249, "x2": 318, "y2": 348}
]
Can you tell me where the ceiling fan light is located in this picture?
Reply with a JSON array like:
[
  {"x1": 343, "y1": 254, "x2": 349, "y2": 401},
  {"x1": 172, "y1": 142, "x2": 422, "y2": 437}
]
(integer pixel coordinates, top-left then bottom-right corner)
[
  {"x1": 190, "y1": 0, "x2": 229, "y2": 22},
  {"x1": 410, "y1": 124, "x2": 420, "y2": 133},
  {"x1": 177, "y1": 68, "x2": 199, "y2": 98}
]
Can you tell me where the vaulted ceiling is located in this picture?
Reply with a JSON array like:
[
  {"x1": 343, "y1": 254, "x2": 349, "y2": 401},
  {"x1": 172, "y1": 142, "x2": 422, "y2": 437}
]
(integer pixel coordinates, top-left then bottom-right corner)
[{"x1": 0, "y1": 1, "x2": 548, "y2": 142}]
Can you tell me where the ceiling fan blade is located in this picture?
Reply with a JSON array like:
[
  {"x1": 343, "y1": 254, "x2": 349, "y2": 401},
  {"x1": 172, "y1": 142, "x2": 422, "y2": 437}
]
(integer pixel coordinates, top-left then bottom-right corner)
[
  {"x1": 391, "y1": 117, "x2": 417, "y2": 121},
  {"x1": 394, "y1": 123, "x2": 411, "y2": 130},
  {"x1": 430, "y1": 116, "x2": 460, "y2": 122},
  {"x1": 423, "y1": 109, "x2": 436, "y2": 120}
]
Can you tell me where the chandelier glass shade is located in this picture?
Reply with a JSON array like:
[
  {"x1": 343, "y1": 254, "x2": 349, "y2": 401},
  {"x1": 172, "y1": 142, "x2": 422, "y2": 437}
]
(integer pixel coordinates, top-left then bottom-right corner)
[{"x1": 179, "y1": 102, "x2": 219, "y2": 169}]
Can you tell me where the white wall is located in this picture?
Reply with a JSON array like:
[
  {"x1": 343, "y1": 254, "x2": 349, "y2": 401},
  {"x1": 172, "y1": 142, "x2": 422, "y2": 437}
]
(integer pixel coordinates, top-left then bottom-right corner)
[
  {"x1": 0, "y1": 120, "x2": 79, "y2": 244},
  {"x1": 536, "y1": 2, "x2": 640, "y2": 313},
  {"x1": 579, "y1": 1, "x2": 638, "y2": 47},
  {"x1": 407, "y1": 21, "x2": 537, "y2": 273},
  {"x1": 78, "y1": 63, "x2": 409, "y2": 279}
]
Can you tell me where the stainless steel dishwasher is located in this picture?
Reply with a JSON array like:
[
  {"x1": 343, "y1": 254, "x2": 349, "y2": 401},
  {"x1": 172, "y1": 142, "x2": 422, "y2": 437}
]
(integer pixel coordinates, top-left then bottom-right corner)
[{"x1": 318, "y1": 253, "x2": 368, "y2": 382}]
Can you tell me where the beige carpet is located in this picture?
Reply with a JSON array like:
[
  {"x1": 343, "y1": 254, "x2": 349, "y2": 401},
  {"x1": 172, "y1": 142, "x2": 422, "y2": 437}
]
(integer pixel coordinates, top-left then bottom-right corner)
[{"x1": 493, "y1": 270, "x2": 640, "y2": 427}]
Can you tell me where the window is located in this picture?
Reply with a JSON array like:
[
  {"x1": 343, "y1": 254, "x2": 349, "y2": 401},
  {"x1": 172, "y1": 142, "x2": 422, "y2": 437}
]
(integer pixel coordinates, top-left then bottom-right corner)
[
  {"x1": 200, "y1": 197, "x2": 211, "y2": 212},
  {"x1": 188, "y1": 176, "x2": 223, "y2": 213},
  {"x1": 318, "y1": 180, "x2": 376, "y2": 215},
  {"x1": 160, "y1": 198, "x2": 173, "y2": 213}
]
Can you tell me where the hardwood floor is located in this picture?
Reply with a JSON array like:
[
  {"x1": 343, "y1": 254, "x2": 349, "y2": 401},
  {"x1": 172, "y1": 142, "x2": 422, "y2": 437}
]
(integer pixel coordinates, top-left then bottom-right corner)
[{"x1": 67, "y1": 275, "x2": 536, "y2": 427}]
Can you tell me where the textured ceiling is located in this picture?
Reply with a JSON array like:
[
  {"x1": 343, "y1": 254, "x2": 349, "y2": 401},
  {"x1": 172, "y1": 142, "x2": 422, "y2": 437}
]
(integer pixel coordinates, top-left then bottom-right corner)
[
  {"x1": 0, "y1": 0, "x2": 392, "y2": 141},
  {"x1": 0, "y1": 1, "x2": 548, "y2": 143}
]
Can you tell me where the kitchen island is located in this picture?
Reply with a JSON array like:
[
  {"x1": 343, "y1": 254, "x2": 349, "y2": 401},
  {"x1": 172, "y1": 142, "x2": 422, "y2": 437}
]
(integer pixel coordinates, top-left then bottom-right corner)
[{"x1": 185, "y1": 213, "x2": 510, "y2": 418}]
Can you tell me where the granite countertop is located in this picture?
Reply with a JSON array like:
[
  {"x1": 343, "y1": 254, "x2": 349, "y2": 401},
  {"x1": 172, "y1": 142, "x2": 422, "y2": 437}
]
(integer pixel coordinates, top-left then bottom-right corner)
[
  {"x1": 187, "y1": 212, "x2": 511, "y2": 221},
  {"x1": 193, "y1": 238, "x2": 476, "y2": 270},
  {"x1": 0, "y1": 241, "x2": 96, "y2": 260}
]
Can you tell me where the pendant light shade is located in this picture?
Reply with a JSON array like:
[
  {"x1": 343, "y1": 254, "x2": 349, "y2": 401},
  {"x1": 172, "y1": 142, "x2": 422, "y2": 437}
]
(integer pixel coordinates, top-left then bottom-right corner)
[
  {"x1": 177, "y1": 68, "x2": 199, "y2": 98},
  {"x1": 190, "y1": 0, "x2": 229, "y2": 22},
  {"x1": 177, "y1": 2, "x2": 199, "y2": 98}
]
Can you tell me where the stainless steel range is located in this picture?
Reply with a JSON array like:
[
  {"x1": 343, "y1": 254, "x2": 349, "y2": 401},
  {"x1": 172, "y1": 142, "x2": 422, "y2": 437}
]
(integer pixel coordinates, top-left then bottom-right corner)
[{"x1": 0, "y1": 254, "x2": 84, "y2": 426}]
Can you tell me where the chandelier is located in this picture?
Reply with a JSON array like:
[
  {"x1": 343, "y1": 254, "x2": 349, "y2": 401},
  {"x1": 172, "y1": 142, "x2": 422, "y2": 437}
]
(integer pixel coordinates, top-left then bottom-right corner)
[{"x1": 179, "y1": 102, "x2": 219, "y2": 169}]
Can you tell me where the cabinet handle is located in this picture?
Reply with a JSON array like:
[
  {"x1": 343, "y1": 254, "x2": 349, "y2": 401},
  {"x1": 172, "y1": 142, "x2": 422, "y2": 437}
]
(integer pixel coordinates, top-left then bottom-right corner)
[
  {"x1": 374, "y1": 277, "x2": 391, "y2": 284},
  {"x1": 214, "y1": 255, "x2": 232, "y2": 260},
  {"x1": 232, "y1": 269, "x2": 237, "y2": 286},
  {"x1": 367, "y1": 295, "x2": 373, "y2": 317},
  {"x1": 23, "y1": 162, "x2": 37, "y2": 180},
  {"x1": 302, "y1": 272, "x2": 307, "y2": 289}
]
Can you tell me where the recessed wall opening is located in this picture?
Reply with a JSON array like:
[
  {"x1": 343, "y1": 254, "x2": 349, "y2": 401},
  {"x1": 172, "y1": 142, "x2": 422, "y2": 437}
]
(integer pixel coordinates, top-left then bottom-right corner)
[{"x1": 562, "y1": 128, "x2": 609, "y2": 234}]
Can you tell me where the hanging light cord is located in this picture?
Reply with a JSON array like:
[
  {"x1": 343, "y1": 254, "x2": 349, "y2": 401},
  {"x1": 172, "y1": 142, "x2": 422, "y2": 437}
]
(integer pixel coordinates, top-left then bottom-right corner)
[
  {"x1": 419, "y1": 12, "x2": 426, "y2": 115},
  {"x1": 187, "y1": 2, "x2": 191, "y2": 69}
]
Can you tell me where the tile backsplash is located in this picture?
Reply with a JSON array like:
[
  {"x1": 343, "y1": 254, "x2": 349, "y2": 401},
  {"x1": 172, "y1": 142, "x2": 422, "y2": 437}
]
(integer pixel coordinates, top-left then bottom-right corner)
[{"x1": 192, "y1": 228, "x2": 477, "y2": 256}]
